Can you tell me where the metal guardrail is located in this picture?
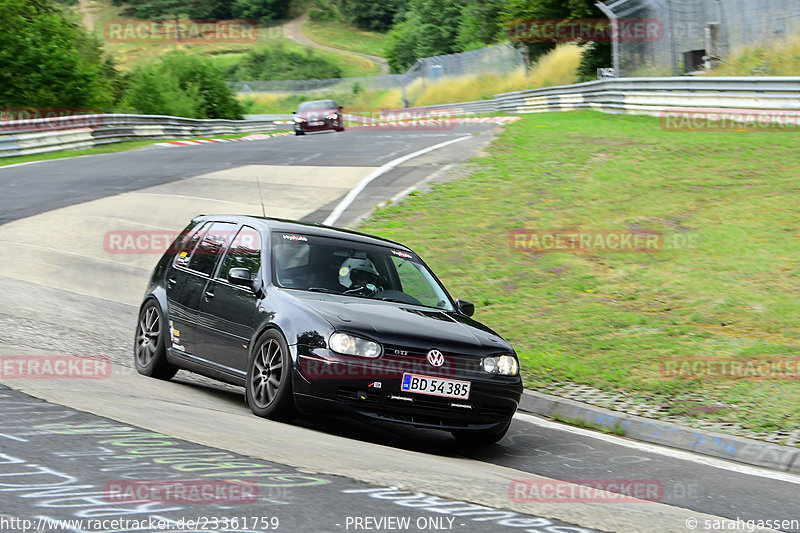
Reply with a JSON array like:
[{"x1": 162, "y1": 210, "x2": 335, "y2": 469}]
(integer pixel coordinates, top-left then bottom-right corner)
[
  {"x1": 0, "y1": 113, "x2": 276, "y2": 158},
  {"x1": 4, "y1": 77, "x2": 800, "y2": 158},
  {"x1": 493, "y1": 77, "x2": 800, "y2": 115},
  {"x1": 383, "y1": 100, "x2": 499, "y2": 117}
]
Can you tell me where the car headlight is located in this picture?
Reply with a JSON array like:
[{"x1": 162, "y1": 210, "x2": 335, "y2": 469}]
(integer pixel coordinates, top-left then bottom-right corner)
[
  {"x1": 293, "y1": 116, "x2": 305, "y2": 123},
  {"x1": 329, "y1": 332, "x2": 381, "y2": 358},
  {"x1": 326, "y1": 113, "x2": 339, "y2": 120},
  {"x1": 482, "y1": 355, "x2": 519, "y2": 376}
]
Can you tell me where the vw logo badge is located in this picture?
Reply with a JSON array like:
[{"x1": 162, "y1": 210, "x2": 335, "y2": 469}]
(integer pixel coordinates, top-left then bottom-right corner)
[{"x1": 427, "y1": 350, "x2": 445, "y2": 367}]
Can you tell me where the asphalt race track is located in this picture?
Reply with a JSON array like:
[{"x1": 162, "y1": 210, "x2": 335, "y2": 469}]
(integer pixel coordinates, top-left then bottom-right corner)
[{"x1": 1, "y1": 126, "x2": 798, "y2": 533}]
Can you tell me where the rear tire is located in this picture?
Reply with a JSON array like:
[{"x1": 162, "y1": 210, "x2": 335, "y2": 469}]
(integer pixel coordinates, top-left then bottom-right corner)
[
  {"x1": 451, "y1": 419, "x2": 511, "y2": 446},
  {"x1": 295, "y1": 129, "x2": 305, "y2": 136},
  {"x1": 246, "y1": 330, "x2": 298, "y2": 421},
  {"x1": 134, "y1": 301, "x2": 178, "y2": 380}
]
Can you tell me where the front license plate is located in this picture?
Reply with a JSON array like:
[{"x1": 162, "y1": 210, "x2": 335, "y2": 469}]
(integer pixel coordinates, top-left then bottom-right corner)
[
  {"x1": 309, "y1": 121, "x2": 324, "y2": 126},
  {"x1": 401, "y1": 373, "x2": 471, "y2": 399}
]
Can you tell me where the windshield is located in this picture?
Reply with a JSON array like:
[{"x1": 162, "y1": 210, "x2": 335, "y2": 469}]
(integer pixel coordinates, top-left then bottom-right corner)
[
  {"x1": 297, "y1": 100, "x2": 337, "y2": 111},
  {"x1": 271, "y1": 233, "x2": 454, "y2": 311}
]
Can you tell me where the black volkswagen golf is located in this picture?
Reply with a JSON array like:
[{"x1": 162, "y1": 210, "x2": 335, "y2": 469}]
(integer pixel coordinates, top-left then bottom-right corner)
[{"x1": 136, "y1": 215, "x2": 523, "y2": 444}]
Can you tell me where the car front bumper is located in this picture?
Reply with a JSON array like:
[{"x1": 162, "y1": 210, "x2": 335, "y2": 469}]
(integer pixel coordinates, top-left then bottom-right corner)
[{"x1": 292, "y1": 353, "x2": 523, "y2": 431}]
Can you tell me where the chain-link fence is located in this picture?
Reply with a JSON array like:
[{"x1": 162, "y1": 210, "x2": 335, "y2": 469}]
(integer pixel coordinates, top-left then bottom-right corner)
[
  {"x1": 227, "y1": 43, "x2": 526, "y2": 94},
  {"x1": 600, "y1": 0, "x2": 800, "y2": 76}
]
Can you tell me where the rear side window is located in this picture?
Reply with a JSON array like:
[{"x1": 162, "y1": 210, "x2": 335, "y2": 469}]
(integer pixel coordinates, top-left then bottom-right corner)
[
  {"x1": 175, "y1": 221, "x2": 211, "y2": 268},
  {"x1": 185, "y1": 222, "x2": 236, "y2": 276},
  {"x1": 217, "y1": 226, "x2": 262, "y2": 281}
]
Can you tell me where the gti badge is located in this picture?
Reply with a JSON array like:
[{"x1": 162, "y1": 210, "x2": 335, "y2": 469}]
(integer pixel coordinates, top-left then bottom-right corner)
[{"x1": 427, "y1": 349, "x2": 445, "y2": 367}]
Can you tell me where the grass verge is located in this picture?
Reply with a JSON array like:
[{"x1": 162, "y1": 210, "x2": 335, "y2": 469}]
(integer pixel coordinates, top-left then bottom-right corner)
[
  {"x1": 358, "y1": 111, "x2": 800, "y2": 435},
  {"x1": 551, "y1": 414, "x2": 627, "y2": 436},
  {"x1": 708, "y1": 35, "x2": 800, "y2": 76},
  {"x1": 303, "y1": 18, "x2": 388, "y2": 58}
]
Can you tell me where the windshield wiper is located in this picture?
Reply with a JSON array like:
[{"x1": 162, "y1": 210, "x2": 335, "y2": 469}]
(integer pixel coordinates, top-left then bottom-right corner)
[{"x1": 306, "y1": 287, "x2": 339, "y2": 294}]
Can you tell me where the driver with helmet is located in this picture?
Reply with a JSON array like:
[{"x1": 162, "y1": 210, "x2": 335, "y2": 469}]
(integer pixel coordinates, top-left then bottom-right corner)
[{"x1": 338, "y1": 256, "x2": 381, "y2": 295}]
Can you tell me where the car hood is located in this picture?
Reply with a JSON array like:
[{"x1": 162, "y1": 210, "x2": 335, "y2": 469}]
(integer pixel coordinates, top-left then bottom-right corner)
[{"x1": 283, "y1": 290, "x2": 512, "y2": 355}]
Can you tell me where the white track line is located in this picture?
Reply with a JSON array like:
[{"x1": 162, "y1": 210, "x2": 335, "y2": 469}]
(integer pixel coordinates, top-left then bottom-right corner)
[
  {"x1": 322, "y1": 136, "x2": 470, "y2": 226},
  {"x1": 514, "y1": 412, "x2": 800, "y2": 485}
]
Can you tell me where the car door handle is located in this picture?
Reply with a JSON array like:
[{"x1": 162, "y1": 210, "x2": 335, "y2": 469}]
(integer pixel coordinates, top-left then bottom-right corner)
[
  {"x1": 167, "y1": 277, "x2": 177, "y2": 288},
  {"x1": 204, "y1": 290, "x2": 215, "y2": 300}
]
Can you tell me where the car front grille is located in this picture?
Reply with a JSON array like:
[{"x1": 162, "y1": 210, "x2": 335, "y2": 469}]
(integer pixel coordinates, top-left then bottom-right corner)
[{"x1": 335, "y1": 386, "x2": 514, "y2": 423}]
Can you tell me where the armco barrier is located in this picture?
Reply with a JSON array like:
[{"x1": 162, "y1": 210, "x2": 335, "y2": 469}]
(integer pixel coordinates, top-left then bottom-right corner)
[
  {"x1": 380, "y1": 77, "x2": 800, "y2": 118},
  {"x1": 5, "y1": 77, "x2": 800, "y2": 157},
  {"x1": 494, "y1": 76, "x2": 800, "y2": 116},
  {"x1": 0, "y1": 113, "x2": 275, "y2": 158}
]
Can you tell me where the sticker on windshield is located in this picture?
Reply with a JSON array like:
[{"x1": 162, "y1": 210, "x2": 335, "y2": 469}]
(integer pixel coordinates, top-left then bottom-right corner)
[
  {"x1": 392, "y1": 250, "x2": 413, "y2": 259},
  {"x1": 339, "y1": 266, "x2": 350, "y2": 277},
  {"x1": 282, "y1": 234, "x2": 308, "y2": 242}
]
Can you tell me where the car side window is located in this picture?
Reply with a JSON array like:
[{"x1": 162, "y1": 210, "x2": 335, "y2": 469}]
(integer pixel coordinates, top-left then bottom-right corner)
[
  {"x1": 217, "y1": 226, "x2": 262, "y2": 281},
  {"x1": 175, "y1": 221, "x2": 211, "y2": 268},
  {"x1": 186, "y1": 222, "x2": 236, "y2": 277}
]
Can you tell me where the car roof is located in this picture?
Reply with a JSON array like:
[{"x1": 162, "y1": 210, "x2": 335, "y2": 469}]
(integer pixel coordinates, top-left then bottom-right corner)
[
  {"x1": 191, "y1": 214, "x2": 411, "y2": 251},
  {"x1": 299, "y1": 100, "x2": 337, "y2": 107}
]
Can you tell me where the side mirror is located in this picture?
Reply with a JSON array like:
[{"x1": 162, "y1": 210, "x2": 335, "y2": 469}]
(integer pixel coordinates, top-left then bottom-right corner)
[
  {"x1": 456, "y1": 299, "x2": 475, "y2": 317},
  {"x1": 228, "y1": 268, "x2": 257, "y2": 291},
  {"x1": 338, "y1": 106, "x2": 343, "y2": 111}
]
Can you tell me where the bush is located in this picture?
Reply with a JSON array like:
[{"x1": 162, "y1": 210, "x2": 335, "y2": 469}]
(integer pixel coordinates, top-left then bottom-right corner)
[
  {"x1": 125, "y1": 51, "x2": 243, "y2": 119},
  {"x1": 221, "y1": 43, "x2": 344, "y2": 81}
]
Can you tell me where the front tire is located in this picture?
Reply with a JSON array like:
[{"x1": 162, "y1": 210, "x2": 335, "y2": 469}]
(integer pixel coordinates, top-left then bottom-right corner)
[
  {"x1": 134, "y1": 301, "x2": 178, "y2": 380},
  {"x1": 246, "y1": 330, "x2": 298, "y2": 421},
  {"x1": 451, "y1": 419, "x2": 511, "y2": 446},
  {"x1": 294, "y1": 129, "x2": 305, "y2": 136}
]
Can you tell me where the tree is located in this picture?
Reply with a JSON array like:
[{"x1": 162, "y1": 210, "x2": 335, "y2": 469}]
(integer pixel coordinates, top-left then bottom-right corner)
[
  {"x1": 384, "y1": 20, "x2": 419, "y2": 73},
  {"x1": 0, "y1": 0, "x2": 121, "y2": 109},
  {"x1": 231, "y1": 0, "x2": 291, "y2": 22},
  {"x1": 384, "y1": 0, "x2": 465, "y2": 72},
  {"x1": 500, "y1": 0, "x2": 610, "y2": 78},
  {"x1": 337, "y1": 0, "x2": 408, "y2": 32},
  {"x1": 222, "y1": 43, "x2": 343, "y2": 81},
  {"x1": 125, "y1": 0, "x2": 290, "y2": 21},
  {"x1": 125, "y1": 51, "x2": 243, "y2": 119}
]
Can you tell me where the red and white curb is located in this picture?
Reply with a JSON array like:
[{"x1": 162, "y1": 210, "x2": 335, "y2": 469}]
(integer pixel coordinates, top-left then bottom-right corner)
[
  {"x1": 154, "y1": 117, "x2": 520, "y2": 148},
  {"x1": 154, "y1": 131, "x2": 292, "y2": 147},
  {"x1": 346, "y1": 116, "x2": 521, "y2": 127}
]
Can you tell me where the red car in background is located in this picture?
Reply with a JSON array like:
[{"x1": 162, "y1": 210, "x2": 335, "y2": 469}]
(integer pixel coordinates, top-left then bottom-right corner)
[{"x1": 293, "y1": 100, "x2": 345, "y2": 135}]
